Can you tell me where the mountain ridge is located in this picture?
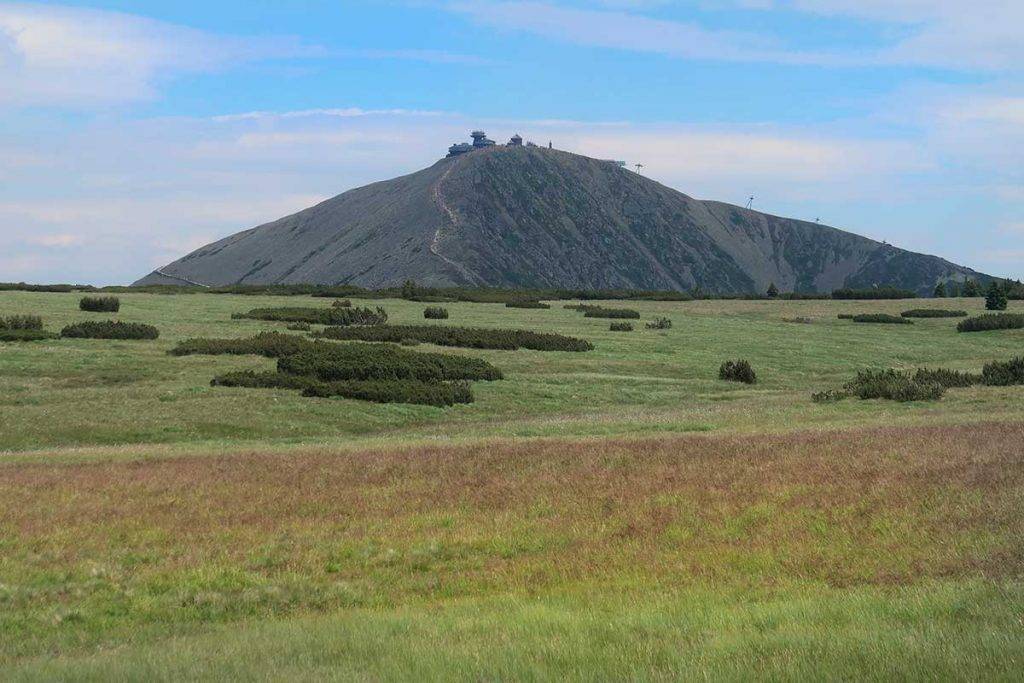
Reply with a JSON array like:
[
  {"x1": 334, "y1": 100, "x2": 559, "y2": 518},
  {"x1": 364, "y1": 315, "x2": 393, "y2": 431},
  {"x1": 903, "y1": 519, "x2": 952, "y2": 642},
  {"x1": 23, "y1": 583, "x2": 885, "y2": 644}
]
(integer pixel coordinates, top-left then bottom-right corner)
[{"x1": 136, "y1": 145, "x2": 987, "y2": 294}]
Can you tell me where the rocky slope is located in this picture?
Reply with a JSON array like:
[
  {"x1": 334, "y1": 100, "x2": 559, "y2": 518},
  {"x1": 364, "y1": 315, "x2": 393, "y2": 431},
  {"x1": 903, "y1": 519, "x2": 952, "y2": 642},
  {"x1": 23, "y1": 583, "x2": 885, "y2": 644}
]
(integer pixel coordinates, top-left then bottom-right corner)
[{"x1": 137, "y1": 145, "x2": 985, "y2": 294}]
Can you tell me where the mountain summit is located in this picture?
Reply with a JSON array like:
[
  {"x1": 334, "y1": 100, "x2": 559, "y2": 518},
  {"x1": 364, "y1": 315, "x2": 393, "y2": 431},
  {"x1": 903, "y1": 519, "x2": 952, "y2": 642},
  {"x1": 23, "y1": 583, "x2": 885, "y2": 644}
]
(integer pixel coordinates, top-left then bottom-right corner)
[{"x1": 136, "y1": 139, "x2": 984, "y2": 294}]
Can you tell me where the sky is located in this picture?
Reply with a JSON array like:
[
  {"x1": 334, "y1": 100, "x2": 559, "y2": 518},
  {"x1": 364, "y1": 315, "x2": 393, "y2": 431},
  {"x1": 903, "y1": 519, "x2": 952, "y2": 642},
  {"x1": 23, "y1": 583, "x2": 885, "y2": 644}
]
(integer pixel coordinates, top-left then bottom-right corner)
[{"x1": 1, "y1": 1, "x2": 1021, "y2": 285}]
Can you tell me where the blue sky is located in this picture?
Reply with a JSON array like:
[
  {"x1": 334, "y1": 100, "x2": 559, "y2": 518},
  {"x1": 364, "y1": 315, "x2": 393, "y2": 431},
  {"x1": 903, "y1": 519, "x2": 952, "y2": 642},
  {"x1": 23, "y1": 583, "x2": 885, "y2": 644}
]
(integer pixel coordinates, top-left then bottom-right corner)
[{"x1": 1, "y1": 1, "x2": 1021, "y2": 284}]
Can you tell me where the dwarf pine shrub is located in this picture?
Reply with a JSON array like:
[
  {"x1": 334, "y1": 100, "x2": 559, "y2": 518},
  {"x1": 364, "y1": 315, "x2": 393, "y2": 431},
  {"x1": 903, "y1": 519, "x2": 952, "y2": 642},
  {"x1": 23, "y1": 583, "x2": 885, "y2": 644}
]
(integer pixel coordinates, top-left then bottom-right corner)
[
  {"x1": 211, "y1": 371, "x2": 318, "y2": 391},
  {"x1": 645, "y1": 317, "x2": 672, "y2": 330},
  {"x1": 912, "y1": 368, "x2": 981, "y2": 388},
  {"x1": 832, "y1": 288, "x2": 917, "y2": 300},
  {"x1": 170, "y1": 331, "x2": 314, "y2": 357},
  {"x1": 582, "y1": 307, "x2": 641, "y2": 319},
  {"x1": 719, "y1": 360, "x2": 757, "y2": 384},
  {"x1": 842, "y1": 369, "x2": 943, "y2": 402},
  {"x1": 0, "y1": 329, "x2": 58, "y2": 342},
  {"x1": 286, "y1": 322, "x2": 312, "y2": 331},
  {"x1": 423, "y1": 306, "x2": 449, "y2": 319},
  {"x1": 303, "y1": 379, "x2": 473, "y2": 407},
  {"x1": 61, "y1": 321, "x2": 158, "y2": 340},
  {"x1": 232, "y1": 306, "x2": 387, "y2": 326},
  {"x1": 331, "y1": 299, "x2": 352, "y2": 308},
  {"x1": 982, "y1": 357, "x2": 1024, "y2": 386},
  {"x1": 79, "y1": 296, "x2": 120, "y2": 312},
  {"x1": 313, "y1": 324, "x2": 593, "y2": 352},
  {"x1": 505, "y1": 301, "x2": 550, "y2": 309},
  {"x1": 957, "y1": 313, "x2": 1024, "y2": 332},
  {"x1": 901, "y1": 309, "x2": 968, "y2": 318},
  {"x1": 851, "y1": 314, "x2": 913, "y2": 324},
  {"x1": 0, "y1": 315, "x2": 43, "y2": 330},
  {"x1": 278, "y1": 343, "x2": 503, "y2": 383},
  {"x1": 609, "y1": 322, "x2": 633, "y2": 331}
]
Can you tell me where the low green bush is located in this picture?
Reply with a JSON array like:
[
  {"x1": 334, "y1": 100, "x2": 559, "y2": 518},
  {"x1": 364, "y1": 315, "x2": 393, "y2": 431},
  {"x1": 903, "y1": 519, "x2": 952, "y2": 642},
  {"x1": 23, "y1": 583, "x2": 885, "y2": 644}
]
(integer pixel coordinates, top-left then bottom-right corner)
[
  {"x1": 901, "y1": 309, "x2": 968, "y2": 318},
  {"x1": 171, "y1": 331, "x2": 313, "y2": 357},
  {"x1": 843, "y1": 369, "x2": 943, "y2": 402},
  {"x1": 0, "y1": 315, "x2": 43, "y2": 330},
  {"x1": 832, "y1": 287, "x2": 917, "y2": 300},
  {"x1": 61, "y1": 321, "x2": 158, "y2": 340},
  {"x1": 957, "y1": 313, "x2": 1024, "y2": 332},
  {"x1": 232, "y1": 306, "x2": 387, "y2": 326},
  {"x1": 719, "y1": 360, "x2": 757, "y2": 384},
  {"x1": 645, "y1": 317, "x2": 672, "y2": 330},
  {"x1": 982, "y1": 357, "x2": 1024, "y2": 386},
  {"x1": 313, "y1": 324, "x2": 593, "y2": 352},
  {"x1": 279, "y1": 343, "x2": 502, "y2": 383},
  {"x1": 505, "y1": 301, "x2": 550, "y2": 309},
  {"x1": 331, "y1": 299, "x2": 352, "y2": 308},
  {"x1": 303, "y1": 379, "x2": 473, "y2": 407},
  {"x1": 79, "y1": 296, "x2": 120, "y2": 312},
  {"x1": 912, "y1": 368, "x2": 981, "y2": 388},
  {"x1": 609, "y1": 322, "x2": 633, "y2": 331},
  {"x1": 424, "y1": 306, "x2": 449, "y2": 319},
  {"x1": 851, "y1": 314, "x2": 912, "y2": 324},
  {"x1": 0, "y1": 329, "x2": 58, "y2": 342},
  {"x1": 837, "y1": 314, "x2": 854, "y2": 320},
  {"x1": 211, "y1": 371, "x2": 318, "y2": 391},
  {"x1": 286, "y1": 322, "x2": 312, "y2": 331},
  {"x1": 582, "y1": 307, "x2": 640, "y2": 319}
]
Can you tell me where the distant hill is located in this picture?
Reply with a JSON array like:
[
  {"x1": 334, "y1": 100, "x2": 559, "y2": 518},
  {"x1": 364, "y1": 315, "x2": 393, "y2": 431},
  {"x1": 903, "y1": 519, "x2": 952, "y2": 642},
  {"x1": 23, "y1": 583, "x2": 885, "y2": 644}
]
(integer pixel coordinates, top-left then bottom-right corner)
[{"x1": 136, "y1": 144, "x2": 986, "y2": 294}]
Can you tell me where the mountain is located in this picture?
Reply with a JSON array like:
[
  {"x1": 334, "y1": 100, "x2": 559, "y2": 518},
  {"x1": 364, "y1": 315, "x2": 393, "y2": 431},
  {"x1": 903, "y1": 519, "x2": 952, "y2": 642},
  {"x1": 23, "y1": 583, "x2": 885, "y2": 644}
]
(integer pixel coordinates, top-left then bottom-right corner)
[{"x1": 136, "y1": 144, "x2": 986, "y2": 294}]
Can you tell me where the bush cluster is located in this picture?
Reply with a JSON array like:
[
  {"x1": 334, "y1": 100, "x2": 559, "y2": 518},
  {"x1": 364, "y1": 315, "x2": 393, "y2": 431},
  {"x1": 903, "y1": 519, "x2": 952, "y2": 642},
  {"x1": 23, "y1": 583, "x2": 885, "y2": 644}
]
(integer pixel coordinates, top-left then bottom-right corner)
[
  {"x1": 423, "y1": 306, "x2": 449, "y2": 319},
  {"x1": 0, "y1": 315, "x2": 43, "y2": 330},
  {"x1": 211, "y1": 371, "x2": 318, "y2": 391},
  {"x1": 286, "y1": 322, "x2": 312, "y2": 331},
  {"x1": 957, "y1": 313, "x2": 1024, "y2": 333},
  {"x1": 719, "y1": 360, "x2": 757, "y2": 384},
  {"x1": 232, "y1": 306, "x2": 387, "y2": 326},
  {"x1": 582, "y1": 306, "x2": 641, "y2": 319},
  {"x1": 815, "y1": 369, "x2": 944, "y2": 402},
  {"x1": 832, "y1": 287, "x2": 917, "y2": 300},
  {"x1": 505, "y1": 301, "x2": 550, "y2": 309},
  {"x1": 0, "y1": 329, "x2": 58, "y2": 342},
  {"x1": 850, "y1": 314, "x2": 913, "y2": 325},
  {"x1": 0, "y1": 282, "x2": 87, "y2": 293},
  {"x1": 79, "y1": 296, "x2": 120, "y2": 312},
  {"x1": 900, "y1": 309, "x2": 968, "y2": 318},
  {"x1": 313, "y1": 324, "x2": 594, "y2": 352},
  {"x1": 303, "y1": 379, "x2": 473, "y2": 407},
  {"x1": 170, "y1": 331, "x2": 313, "y2": 358},
  {"x1": 982, "y1": 357, "x2": 1024, "y2": 386},
  {"x1": 912, "y1": 367, "x2": 981, "y2": 388},
  {"x1": 609, "y1": 322, "x2": 633, "y2": 331},
  {"x1": 61, "y1": 320, "x2": 159, "y2": 340},
  {"x1": 279, "y1": 343, "x2": 503, "y2": 383},
  {"x1": 331, "y1": 299, "x2": 352, "y2": 308},
  {"x1": 645, "y1": 317, "x2": 672, "y2": 330}
]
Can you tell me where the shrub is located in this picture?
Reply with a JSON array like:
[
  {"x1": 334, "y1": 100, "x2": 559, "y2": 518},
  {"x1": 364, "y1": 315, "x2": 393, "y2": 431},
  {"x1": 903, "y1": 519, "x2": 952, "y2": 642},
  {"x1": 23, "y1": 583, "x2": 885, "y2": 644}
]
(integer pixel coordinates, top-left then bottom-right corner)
[
  {"x1": 850, "y1": 314, "x2": 913, "y2": 325},
  {"x1": 609, "y1": 322, "x2": 633, "y2": 331},
  {"x1": 313, "y1": 324, "x2": 593, "y2": 352},
  {"x1": 0, "y1": 315, "x2": 43, "y2": 330},
  {"x1": 211, "y1": 371, "x2": 318, "y2": 391},
  {"x1": 783, "y1": 317, "x2": 814, "y2": 324},
  {"x1": 505, "y1": 301, "x2": 550, "y2": 309},
  {"x1": 278, "y1": 343, "x2": 503, "y2": 383},
  {"x1": 832, "y1": 287, "x2": 917, "y2": 300},
  {"x1": 719, "y1": 360, "x2": 757, "y2": 384},
  {"x1": 61, "y1": 321, "x2": 159, "y2": 340},
  {"x1": 170, "y1": 331, "x2": 313, "y2": 358},
  {"x1": 842, "y1": 369, "x2": 943, "y2": 402},
  {"x1": 912, "y1": 368, "x2": 981, "y2": 388},
  {"x1": 957, "y1": 313, "x2": 1024, "y2": 332},
  {"x1": 0, "y1": 329, "x2": 58, "y2": 342},
  {"x1": 232, "y1": 306, "x2": 387, "y2": 326},
  {"x1": 424, "y1": 306, "x2": 449, "y2": 319},
  {"x1": 582, "y1": 307, "x2": 640, "y2": 319},
  {"x1": 399, "y1": 338, "x2": 420, "y2": 346},
  {"x1": 766, "y1": 282, "x2": 779, "y2": 298},
  {"x1": 981, "y1": 357, "x2": 1024, "y2": 386},
  {"x1": 331, "y1": 299, "x2": 352, "y2": 308},
  {"x1": 303, "y1": 379, "x2": 473, "y2": 407},
  {"x1": 286, "y1": 322, "x2": 312, "y2": 331},
  {"x1": 79, "y1": 296, "x2": 120, "y2": 312},
  {"x1": 986, "y1": 281, "x2": 1008, "y2": 311},
  {"x1": 837, "y1": 314, "x2": 854, "y2": 320},
  {"x1": 901, "y1": 309, "x2": 968, "y2": 318},
  {"x1": 645, "y1": 317, "x2": 672, "y2": 330}
]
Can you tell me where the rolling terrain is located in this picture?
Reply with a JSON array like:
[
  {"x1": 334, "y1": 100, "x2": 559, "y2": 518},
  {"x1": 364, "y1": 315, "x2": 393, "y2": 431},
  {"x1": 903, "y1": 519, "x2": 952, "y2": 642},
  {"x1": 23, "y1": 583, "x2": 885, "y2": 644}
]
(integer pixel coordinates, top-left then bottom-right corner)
[{"x1": 137, "y1": 146, "x2": 987, "y2": 295}]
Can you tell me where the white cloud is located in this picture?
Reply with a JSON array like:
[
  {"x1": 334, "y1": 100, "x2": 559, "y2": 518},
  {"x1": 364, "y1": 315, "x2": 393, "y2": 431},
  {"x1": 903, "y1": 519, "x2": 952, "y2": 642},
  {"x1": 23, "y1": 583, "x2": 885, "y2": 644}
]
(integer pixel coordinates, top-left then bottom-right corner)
[{"x1": 0, "y1": 3, "x2": 314, "y2": 106}]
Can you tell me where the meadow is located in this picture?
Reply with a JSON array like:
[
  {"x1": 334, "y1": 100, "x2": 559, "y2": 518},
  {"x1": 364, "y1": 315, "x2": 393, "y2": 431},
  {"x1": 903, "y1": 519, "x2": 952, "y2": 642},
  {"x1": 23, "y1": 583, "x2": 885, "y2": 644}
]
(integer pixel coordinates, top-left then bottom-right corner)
[{"x1": 1, "y1": 291, "x2": 1022, "y2": 679}]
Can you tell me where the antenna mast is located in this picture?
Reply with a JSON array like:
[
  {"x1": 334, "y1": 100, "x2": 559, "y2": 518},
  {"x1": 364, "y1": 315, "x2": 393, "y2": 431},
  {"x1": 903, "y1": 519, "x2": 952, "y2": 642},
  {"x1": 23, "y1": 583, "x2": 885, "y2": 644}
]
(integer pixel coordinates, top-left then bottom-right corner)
[
  {"x1": 745, "y1": 195, "x2": 754, "y2": 210},
  {"x1": 635, "y1": 163, "x2": 644, "y2": 174}
]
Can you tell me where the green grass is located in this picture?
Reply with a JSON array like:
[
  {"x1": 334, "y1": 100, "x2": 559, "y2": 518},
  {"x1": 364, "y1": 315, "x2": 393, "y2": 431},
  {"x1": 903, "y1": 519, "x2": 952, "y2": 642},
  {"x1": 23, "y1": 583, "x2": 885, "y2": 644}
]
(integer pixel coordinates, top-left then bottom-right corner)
[
  {"x1": 1, "y1": 292, "x2": 1022, "y2": 453},
  {"x1": 2, "y1": 291, "x2": 1023, "y2": 678}
]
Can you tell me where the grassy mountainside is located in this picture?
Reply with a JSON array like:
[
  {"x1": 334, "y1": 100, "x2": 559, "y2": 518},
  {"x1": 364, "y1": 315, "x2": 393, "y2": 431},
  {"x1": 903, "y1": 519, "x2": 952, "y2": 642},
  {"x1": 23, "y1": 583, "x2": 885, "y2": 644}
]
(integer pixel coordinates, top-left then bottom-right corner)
[{"x1": 136, "y1": 146, "x2": 986, "y2": 294}]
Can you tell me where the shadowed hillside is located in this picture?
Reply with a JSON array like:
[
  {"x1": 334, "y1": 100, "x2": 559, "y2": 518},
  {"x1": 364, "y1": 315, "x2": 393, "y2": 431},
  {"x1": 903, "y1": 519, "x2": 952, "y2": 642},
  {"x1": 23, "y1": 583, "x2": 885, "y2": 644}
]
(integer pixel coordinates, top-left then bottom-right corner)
[{"x1": 137, "y1": 145, "x2": 985, "y2": 294}]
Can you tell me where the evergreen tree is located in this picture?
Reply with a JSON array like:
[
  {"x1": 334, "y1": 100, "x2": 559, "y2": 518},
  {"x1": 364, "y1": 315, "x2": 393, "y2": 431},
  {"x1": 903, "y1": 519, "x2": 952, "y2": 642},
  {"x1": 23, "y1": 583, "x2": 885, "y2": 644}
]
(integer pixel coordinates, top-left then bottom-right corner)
[
  {"x1": 986, "y1": 280, "x2": 1008, "y2": 311},
  {"x1": 963, "y1": 279, "x2": 981, "y2": 297},
  {"x1": 401, "y1": 279, "x2": 417, "y2": 300},
  {"x1": 766, "y1": 282, "x2": 779, "y2": 298},
  {"x1": 933, "y1": 282, "x2": 946, "y2": 298},
  {"x1": 946, "y1": 281, "x2": 960, "y2": 298}
]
